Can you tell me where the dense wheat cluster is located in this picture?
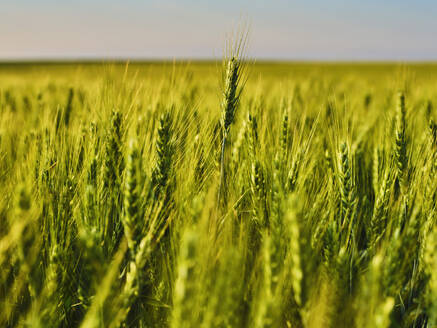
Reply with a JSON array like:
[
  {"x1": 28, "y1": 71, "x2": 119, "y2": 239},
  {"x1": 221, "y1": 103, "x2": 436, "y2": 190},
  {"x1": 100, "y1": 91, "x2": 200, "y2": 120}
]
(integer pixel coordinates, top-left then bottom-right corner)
[{"x1": 1, "y1": 59, "x2": 437, "y2": 328}]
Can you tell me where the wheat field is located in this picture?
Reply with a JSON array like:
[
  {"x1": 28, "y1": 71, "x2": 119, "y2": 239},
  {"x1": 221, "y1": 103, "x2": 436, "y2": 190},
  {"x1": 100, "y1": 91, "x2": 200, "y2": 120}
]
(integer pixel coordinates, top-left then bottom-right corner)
[{"x1": 0, "y1": 59, "x2": 437, "y2": 327}]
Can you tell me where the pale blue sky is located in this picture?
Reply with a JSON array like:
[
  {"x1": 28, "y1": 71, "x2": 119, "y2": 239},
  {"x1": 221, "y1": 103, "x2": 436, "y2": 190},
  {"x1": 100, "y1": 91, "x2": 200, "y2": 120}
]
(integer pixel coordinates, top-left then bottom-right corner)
[{"x1": 1, "y1": 0, "x2": 437, "y2": 60}]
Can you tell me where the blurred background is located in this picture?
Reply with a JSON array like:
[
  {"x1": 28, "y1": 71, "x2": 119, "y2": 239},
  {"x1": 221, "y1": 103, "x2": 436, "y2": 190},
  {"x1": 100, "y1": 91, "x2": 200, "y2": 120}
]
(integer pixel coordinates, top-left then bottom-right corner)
[{"x1": 1, "y1": 0, "x2": 437, "y2": 61}]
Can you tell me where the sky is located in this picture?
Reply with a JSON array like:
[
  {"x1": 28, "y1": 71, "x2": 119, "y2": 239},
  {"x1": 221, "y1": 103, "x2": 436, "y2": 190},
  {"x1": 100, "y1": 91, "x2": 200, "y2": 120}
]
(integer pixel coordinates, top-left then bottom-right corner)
[{"x1": 1, "y1": 0, "x2": 437, "y2": 61}]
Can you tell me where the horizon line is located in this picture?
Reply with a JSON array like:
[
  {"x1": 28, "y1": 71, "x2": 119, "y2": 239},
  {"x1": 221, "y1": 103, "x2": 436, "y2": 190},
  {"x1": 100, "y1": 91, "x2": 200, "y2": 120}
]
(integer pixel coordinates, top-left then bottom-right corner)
[{"x1": 1, "y1": 57, "x2": 437, "y2": 65}]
